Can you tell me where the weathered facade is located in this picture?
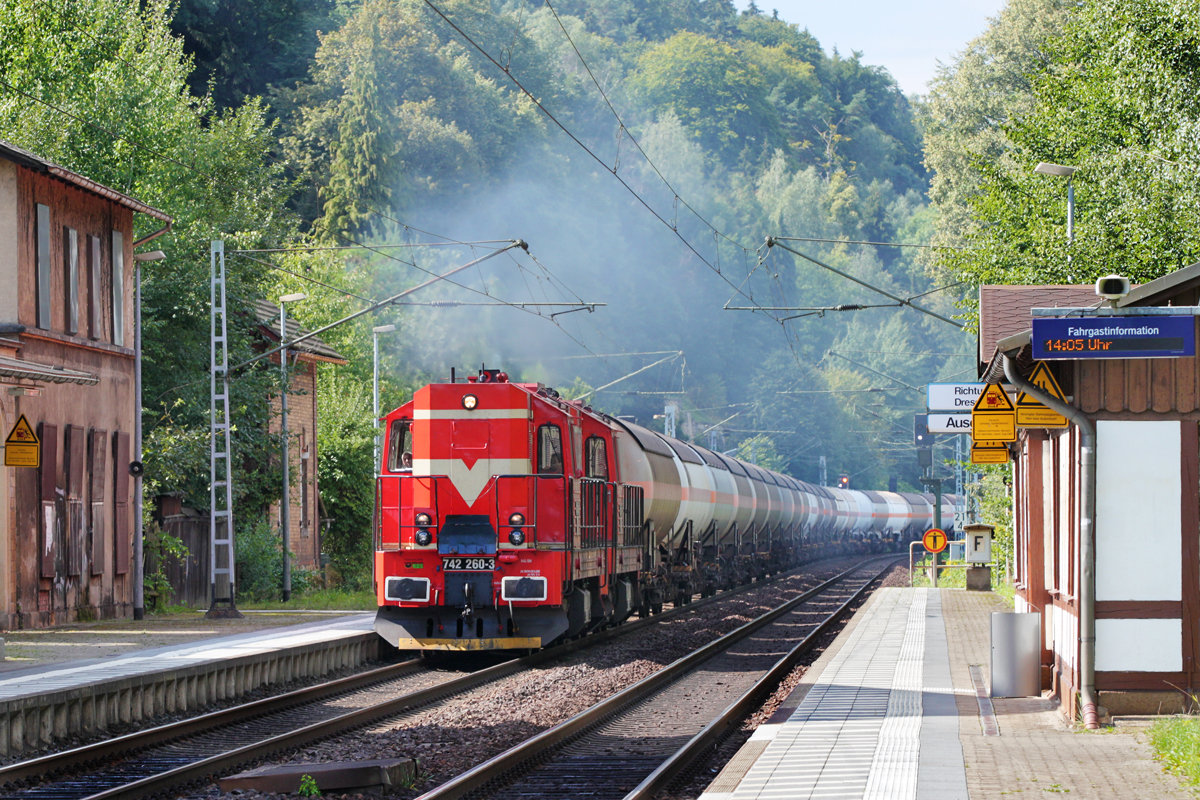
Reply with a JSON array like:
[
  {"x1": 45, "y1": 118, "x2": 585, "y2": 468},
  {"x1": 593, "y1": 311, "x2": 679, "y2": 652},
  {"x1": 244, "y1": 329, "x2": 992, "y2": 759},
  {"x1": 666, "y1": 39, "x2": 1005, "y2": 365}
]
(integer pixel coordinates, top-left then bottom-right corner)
[
  {"x1": 980, "y1": 267, "x2": 1200, "y2": 718},
  {"x1": 0, "y1": 139, "x2": 171, "y2": 628}
]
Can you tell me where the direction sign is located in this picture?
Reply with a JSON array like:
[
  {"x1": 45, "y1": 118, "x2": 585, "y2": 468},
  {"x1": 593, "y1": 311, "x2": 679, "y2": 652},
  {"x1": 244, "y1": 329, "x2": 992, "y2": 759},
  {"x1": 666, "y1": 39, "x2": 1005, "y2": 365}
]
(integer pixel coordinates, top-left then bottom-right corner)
[
  {"x1": 923, "y1": 528, "x2": 948, "y2": 554},
  {"x1": 4, "y1": 414, "x2": 39, "y2": 468},
  {"x1": 1015, "y1": 361, "x2": 1068, "y2": 428},
  {"x1": 928, "y1": 413, "x2": 971, "y2": 434},
  {"x1": 927, "y1": 383, "x2": 986, "y2": 411},
  {"x1": 971, "y1": 384, "x2": 1016, "y2": 442},
  {"x1": 1033, "y1": 315, "x2": 1196, "y2": 360},
  {"x1": 970, "y1": 441, "x2": 1010, "y2": 464}
]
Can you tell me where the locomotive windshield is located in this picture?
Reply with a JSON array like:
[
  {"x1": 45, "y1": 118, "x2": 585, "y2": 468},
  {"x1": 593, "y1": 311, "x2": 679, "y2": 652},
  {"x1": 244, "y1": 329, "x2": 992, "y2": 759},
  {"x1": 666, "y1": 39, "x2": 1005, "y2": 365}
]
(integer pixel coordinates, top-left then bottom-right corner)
[
  {"x1": 537, "y1": 424, "x2": 563, "y2": 474},
  {"x1": 585, "y1": 436, "x2": 608, "y2": 480},
  {"x1": 387, "y1": 420, "x2": 413, "y2": 472}
]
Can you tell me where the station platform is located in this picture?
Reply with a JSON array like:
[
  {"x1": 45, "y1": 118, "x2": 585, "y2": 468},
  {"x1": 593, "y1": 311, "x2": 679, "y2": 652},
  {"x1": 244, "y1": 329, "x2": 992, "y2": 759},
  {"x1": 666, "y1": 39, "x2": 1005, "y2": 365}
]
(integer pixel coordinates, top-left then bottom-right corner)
[
  {"x1": 0, "y1": 612, "x2": 377, "y2": 757},
  {"x1": 700, "y1": 587, "x2": 1191, "y2": 800}
]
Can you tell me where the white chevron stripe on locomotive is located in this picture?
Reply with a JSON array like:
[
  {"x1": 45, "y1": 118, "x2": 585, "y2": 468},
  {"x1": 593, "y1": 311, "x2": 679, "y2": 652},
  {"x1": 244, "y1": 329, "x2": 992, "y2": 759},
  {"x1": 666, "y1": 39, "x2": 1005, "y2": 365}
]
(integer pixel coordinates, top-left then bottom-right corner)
[{"x1": 411, "y1": 458, "x2": 531, "y2": 506}]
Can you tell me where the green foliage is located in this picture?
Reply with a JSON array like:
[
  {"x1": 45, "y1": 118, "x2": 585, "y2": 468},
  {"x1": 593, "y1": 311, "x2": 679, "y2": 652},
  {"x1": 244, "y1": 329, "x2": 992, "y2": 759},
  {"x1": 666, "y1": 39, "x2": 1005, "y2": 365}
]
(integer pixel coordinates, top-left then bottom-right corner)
[
  {"x1": 316, "y1": 373, "x2": 376, "y2": 591},
  {"x1": 1152, "y1": 716, "x2": 1200, "y2": 784},
  {"x1": 235, "y1": 518, "x2": 315, "y2": 600},
  {"x1": 143, "y1": 521, "x2": 190, "y2": 611},
  {"x1": 928, "y1": 0, "x2": 1200, "y2": 291},
  {"x1": 298, "y1": 774, "x2": 321, "y2": 797},
  {"x1": 735, "y1": 435, "x2": 782, "y2": 471}
]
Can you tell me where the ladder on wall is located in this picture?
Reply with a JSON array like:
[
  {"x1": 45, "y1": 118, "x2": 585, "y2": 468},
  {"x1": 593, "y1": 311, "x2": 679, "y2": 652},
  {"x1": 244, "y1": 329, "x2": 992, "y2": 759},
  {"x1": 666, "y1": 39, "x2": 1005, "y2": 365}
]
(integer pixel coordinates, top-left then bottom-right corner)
[{"x1": 208, "y1": 241, "x2": 242, "y2": 618}]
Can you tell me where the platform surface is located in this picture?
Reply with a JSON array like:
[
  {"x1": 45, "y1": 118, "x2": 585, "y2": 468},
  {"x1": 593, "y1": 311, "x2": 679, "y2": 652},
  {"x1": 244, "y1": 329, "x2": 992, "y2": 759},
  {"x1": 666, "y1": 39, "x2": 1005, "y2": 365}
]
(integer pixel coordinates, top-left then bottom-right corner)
[
  {"x1": 0, "y1": 612, "x2": 373, "y2": 701},
  {"x1": 701, "y1": 587, "x2": 1192, "y2": 800}
]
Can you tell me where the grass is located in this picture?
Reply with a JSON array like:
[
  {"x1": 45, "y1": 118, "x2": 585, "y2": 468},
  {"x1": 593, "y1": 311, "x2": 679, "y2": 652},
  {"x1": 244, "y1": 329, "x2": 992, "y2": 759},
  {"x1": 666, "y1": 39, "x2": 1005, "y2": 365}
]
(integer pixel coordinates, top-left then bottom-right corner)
[
  {"x1": 1150, "y1": 716, "x2": 1200, "y2": 785},
  {"x1": 911, "y1": 557, "x2": 968, "y2": 588}
]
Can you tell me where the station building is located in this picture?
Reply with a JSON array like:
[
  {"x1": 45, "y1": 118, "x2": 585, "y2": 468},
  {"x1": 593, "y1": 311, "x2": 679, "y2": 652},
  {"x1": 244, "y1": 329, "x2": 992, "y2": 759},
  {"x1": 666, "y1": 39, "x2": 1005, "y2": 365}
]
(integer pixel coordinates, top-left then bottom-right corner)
[
  {"x1": 980, "y1": 266, "x2": 1200, "y2": 717},
  {"x1": 0, "y1": 139, "x2": 171, "y2": 628}
]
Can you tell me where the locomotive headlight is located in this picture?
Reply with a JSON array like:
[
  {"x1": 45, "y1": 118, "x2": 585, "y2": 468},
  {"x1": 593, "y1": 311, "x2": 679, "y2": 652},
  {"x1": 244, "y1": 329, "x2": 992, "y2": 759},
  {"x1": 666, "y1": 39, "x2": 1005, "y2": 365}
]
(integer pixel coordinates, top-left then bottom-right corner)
[
  {"x1": 508, "y1": 529, "x2": 526, "y2": 546},
  {"x1": 508, "y1": 512, "x2": 525, "y2": 526},
  {"x1": 414, "y1": 529, "x2": 433, "y2": 547},
  {"x1": 462, "y1": 394, "x2": 478, "y2": 410},
  {"x1": 414, "y1": 512, "x2": 432, "y2": 526}
]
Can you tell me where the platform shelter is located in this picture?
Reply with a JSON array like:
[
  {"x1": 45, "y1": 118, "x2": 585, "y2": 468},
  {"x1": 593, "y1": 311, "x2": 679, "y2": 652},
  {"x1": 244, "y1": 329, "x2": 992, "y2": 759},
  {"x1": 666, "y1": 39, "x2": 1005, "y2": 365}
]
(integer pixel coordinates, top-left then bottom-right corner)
[{"x1": 980, "y1": 265, "x2": 1200, "y2": 717}]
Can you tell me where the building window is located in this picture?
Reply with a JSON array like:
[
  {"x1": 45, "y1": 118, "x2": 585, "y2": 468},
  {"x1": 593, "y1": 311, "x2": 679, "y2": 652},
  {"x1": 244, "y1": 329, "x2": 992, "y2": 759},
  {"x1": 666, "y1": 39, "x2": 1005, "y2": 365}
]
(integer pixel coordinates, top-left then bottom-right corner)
[
  {"x1": 88, "y1": 235, "x2": 102, "y2": 341},
  {"x1": 36, "y1": 204, "x2": 51, "y2": 330},
  {"x1": 111, "y1": 230, "x2": 124, "y2": 346},
  {"x1": 387, "y1": 420, "x2": 412, "y2": 472},
  {"x1": 64, "y1": 227, "x2": 79, "y2": 335},
  {"x1": 585, "y1": 436, "x2": 608, "y2": 480},
  {"x1": 537, "y1": 424, "x2": 563, "y2": 474}
]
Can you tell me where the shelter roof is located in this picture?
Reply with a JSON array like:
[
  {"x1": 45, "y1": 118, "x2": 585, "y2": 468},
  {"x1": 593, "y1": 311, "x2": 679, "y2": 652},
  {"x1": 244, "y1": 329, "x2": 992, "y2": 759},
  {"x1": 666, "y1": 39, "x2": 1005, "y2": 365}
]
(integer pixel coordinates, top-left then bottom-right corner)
[{"x1": 253, "y1": 300, "x2": 349, "y2": 365}]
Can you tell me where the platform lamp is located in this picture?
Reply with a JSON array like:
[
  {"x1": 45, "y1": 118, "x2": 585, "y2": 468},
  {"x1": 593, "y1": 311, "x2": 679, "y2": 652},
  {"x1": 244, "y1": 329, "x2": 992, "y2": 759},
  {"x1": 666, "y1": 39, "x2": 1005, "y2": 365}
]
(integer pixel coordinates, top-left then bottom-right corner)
[
  {"x1": 278, "y1": 292, "x2": 307, "y2": 602},
  {"x1": 372, "y1": 324, "x2": 397, "y2": 472},
  {"x1": 132, "y1": 249, "x2": 166, "y2": 621},
  {"x1": 1034, "y1": 162, "x2": 1079, "y2": 270}
]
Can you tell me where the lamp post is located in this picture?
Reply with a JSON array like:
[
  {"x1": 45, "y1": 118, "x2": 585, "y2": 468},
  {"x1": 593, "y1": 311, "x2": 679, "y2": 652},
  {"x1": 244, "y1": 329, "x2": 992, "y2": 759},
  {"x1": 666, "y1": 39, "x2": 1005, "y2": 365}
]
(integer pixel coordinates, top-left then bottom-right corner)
[
  {"x1": 132, "y1": 249, "x2": 166, "y2": 621},
  {"x1": 278, "y1": 292, "x2": 307, "y2": 602},
  {"x1": 1035, "y1": 162, "x2": 1079, "y2": 268},
  {"x1": 372, "y1": 324, "x2": 397, "y2": 472}
]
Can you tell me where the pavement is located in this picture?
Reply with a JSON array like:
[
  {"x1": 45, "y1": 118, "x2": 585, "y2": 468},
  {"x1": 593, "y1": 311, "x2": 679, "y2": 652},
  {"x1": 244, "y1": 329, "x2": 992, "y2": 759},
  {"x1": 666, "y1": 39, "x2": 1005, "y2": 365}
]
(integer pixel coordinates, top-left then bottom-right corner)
[
  {"x1": 0, "y1": 609, "x2": 369, "y2": 671},
  {"x1": 700, "y1": 586, "x2": 1194, "y2": 800}
]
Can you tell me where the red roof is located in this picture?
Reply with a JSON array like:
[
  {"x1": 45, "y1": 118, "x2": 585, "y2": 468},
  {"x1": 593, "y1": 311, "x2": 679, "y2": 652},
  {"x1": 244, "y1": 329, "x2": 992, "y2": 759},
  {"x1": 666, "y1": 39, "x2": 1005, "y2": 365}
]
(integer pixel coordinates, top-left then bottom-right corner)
[{"x1": 978, "y1": 285, "x2": 1098, "y2": 364}]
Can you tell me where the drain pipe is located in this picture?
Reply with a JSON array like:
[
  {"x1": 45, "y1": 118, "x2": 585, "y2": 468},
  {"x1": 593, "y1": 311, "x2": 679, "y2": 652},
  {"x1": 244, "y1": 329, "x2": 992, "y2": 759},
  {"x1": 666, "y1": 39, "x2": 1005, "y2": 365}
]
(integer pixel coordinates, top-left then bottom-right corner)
[{"x1": 1002, "y1": 353, "x2": 1099, "y2": 729}]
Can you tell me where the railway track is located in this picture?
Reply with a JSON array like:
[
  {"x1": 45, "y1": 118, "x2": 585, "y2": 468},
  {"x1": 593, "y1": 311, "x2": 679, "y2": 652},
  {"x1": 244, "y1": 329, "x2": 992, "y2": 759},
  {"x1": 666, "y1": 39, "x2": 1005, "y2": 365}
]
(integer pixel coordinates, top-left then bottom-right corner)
[
  {"x1": 415, "y1": 558, "x2": 896, "y2": 800},
  {"x1": 0, "y1": 556, "x2": 877, "y2": 800}
]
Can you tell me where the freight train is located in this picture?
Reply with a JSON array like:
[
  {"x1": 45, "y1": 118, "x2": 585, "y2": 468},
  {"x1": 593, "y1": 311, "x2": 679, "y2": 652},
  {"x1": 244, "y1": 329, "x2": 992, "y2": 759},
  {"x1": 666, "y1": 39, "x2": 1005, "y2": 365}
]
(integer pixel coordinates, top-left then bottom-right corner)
[{"x1": 373, "y1": 369, "x2": 957, "y2": 651}]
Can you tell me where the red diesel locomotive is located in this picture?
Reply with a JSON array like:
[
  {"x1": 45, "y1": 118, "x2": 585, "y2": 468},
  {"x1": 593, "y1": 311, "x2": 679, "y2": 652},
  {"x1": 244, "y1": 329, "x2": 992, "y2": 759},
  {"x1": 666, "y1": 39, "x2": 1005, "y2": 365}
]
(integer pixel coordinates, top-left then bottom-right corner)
[{"x1": 373, "y1": 368, "x2": 955, "y2": 651}]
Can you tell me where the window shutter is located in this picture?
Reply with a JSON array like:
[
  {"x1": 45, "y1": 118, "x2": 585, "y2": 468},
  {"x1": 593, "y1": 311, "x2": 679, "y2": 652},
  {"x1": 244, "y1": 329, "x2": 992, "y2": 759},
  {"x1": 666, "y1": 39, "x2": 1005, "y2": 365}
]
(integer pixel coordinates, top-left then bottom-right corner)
[
  {"x1": 36, "y1": 204, "x2": 51, "y2": 330},
  {"x1": 90, "y1": 429, "x2": 108, "y2": 575},
  {"x1": 64, "y1": 228, "x2": 79, "y2": 335},
  {"x1": 88, "y1": 235, "x2": 102, "y2": 341},
  {"x1": 64, "y1": 425, "x2": 85, "y2": 576},
  {"x1": 39, "y1": 423, "x2": 58, "y2": 578},
  {"x1": 113, "y1": 431, "x2": 130, "y2": 574}
]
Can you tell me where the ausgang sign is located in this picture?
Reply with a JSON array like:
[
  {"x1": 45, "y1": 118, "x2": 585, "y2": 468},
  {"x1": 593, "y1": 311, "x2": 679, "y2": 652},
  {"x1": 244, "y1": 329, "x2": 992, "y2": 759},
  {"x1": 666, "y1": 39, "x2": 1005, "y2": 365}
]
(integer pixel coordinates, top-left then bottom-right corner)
[
  {"x1": 1032, "y1": 316, "x2": 1196, "y2": 360},
  {"x1": 928, "y1": 413, "x2": 971, "y2": 434},
  {"x1": 927, "y1": 383, "x2": 985, "y2": 411}
]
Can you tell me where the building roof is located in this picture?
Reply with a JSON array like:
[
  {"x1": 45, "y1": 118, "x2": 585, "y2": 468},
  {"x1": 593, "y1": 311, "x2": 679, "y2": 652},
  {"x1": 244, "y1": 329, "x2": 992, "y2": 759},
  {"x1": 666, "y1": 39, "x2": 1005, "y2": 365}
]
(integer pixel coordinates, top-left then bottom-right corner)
[
  {"x1": 0, "y1": 138, "x2": 172, "y2": 224},
  {"x1": 978, "y1": 285, "x2": 1098, "y2": 365},
  {"x1": 252, "y1": 300, "x2": 348, "y2": 365},
  {"x1": 0, "y1": 355, "x2": 98, "y2": 385},
  {"x1": 1118, "y1": 261, "x2": 1200, "y2": 307}
]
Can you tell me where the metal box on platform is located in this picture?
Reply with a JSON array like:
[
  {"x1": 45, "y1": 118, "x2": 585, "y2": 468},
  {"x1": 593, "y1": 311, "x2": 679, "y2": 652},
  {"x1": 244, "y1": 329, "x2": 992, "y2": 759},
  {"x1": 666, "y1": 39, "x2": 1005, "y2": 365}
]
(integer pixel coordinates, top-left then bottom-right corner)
[{"x1": 991, "y1": 611, "x2": 1041, "y2": 697}]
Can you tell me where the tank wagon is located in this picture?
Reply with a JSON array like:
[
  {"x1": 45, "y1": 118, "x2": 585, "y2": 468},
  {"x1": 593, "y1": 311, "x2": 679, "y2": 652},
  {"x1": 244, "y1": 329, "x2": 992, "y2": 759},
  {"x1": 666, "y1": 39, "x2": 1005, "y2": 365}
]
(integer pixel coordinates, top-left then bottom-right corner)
[{"x1": 374, "y1": 369, "x2": 958, "y2": 651}]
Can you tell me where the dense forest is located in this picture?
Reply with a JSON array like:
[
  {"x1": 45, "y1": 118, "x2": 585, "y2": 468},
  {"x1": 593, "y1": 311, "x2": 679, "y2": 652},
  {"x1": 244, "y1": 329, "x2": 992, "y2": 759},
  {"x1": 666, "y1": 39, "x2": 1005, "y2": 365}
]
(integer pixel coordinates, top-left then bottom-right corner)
[{"x1": 0, "y1": 0, "x2": 981, "y2": 583}]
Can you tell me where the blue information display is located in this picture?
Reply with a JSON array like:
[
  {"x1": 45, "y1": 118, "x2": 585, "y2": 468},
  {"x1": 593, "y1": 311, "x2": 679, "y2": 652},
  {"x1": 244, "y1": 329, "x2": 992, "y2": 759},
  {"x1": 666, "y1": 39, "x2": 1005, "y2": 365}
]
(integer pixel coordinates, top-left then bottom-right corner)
[{"x1": 1032, "y1": 316, "x2": 1196, "y2": 360}]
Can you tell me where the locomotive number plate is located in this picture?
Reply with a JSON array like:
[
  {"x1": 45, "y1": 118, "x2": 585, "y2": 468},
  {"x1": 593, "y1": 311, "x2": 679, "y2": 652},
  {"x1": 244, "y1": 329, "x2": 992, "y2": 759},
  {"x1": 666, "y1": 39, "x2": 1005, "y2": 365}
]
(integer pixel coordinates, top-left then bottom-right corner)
[{"x1": 442, "y1": 557, "x2": 496, "y2": 571}]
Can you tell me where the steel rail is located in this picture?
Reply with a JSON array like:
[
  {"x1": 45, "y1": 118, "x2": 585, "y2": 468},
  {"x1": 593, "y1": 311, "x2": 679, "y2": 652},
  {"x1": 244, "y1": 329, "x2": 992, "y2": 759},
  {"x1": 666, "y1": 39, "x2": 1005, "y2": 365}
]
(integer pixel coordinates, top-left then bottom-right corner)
[
  {"x1": 0, "y1": 554, "x2": 864, "y2": 800},
  {"x1": 626, "y1": 559, "x2": 896, "y2": 798},
  {"x1": 413, "y1": 556, "x2": 896, "y2": 800}
]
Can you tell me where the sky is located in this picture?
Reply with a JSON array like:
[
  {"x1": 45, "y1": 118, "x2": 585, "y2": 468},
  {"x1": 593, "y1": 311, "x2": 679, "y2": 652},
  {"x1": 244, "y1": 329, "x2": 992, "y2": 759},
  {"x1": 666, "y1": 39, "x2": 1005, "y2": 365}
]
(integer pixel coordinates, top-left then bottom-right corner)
[{"x1": 737, "y1": 0, "x2": 1007, "y2": 95}]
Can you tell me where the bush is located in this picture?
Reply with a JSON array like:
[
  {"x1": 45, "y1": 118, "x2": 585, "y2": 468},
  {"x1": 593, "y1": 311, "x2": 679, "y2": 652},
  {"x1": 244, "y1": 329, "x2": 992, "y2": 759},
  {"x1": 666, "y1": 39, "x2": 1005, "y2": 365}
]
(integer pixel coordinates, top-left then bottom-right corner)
[{"x1": 236, "y1": 518, "x2": 285, "y2": 601}]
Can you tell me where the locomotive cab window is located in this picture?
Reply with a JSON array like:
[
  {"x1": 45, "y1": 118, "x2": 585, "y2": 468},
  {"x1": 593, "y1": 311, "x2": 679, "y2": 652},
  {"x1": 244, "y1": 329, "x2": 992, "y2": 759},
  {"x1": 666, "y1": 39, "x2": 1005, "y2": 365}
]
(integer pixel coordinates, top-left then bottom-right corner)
[
  {"x1": 387, "y1": 420, "x2": 413, "y2": 472},
  {"x1": 537, "y1": 424, "x2": 563, "y2": 474},
  {"x1": 585, "y1": 436, "x2": 608, "y2": 480}
]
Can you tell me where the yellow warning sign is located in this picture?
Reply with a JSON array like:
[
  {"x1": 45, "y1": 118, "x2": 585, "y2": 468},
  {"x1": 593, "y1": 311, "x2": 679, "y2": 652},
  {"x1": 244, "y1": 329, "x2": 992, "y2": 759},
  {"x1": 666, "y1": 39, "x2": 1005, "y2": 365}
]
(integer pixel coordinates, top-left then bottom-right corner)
[
  {"x1": 970, "y1": 441, "x2": 1010, "y2": 464},
  {"x1": 4, "y1": 414, "x2": 40, "y2": 468},
  {"x1": 1016, "y1": 362, "x2": 1068, "y2": 428},
  {"x1": 971, "y1": 384, "x2": 1016, "y2": 442}
]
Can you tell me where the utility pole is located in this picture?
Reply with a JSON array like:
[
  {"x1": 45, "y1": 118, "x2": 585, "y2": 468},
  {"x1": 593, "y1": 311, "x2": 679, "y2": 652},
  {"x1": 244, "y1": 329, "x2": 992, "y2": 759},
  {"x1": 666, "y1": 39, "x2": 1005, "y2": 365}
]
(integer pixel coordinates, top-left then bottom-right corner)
[{"x1": 278, "y1": 292, "x2": 307, "y2": 603}]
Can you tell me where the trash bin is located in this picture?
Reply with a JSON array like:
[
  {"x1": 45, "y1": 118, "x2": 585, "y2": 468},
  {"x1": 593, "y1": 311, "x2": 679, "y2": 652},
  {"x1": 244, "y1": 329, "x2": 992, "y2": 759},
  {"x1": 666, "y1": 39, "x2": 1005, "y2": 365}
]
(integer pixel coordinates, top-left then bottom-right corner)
[{"x1": 990, "y1": 612, "x2": 1041, "y2": 697}]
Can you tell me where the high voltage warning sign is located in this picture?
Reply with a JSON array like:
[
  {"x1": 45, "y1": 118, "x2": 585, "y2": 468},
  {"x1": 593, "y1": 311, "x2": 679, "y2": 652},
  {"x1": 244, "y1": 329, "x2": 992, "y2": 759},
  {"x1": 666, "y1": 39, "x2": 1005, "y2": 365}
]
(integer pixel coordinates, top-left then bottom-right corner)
[
  {"x1": 971, "y1": 384, "x2": 1016, "y2": 443},
  {"x1": 1015, "y1": 362, "x2": 1068, "y2": 428},
  {"x1": 4, "y1": 414, "x2": 39, "y2": 468}
]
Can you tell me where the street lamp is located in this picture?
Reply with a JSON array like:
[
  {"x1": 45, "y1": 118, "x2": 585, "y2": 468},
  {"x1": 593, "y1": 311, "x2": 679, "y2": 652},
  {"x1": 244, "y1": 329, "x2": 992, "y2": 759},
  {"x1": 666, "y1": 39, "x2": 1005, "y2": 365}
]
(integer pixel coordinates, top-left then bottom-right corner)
[
  {"x1": 1034, "y1": 162, "x2": 1079, "y2": 267},
  {"x1": 373, "y1": 324, "x2": 397, "y2": 471},
  {"x1": 278, "y1": 292, "x2": 306, "y2": 602},
  {"x1": 132, "y1": 250, "x2": 166, "y2": 621}
]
